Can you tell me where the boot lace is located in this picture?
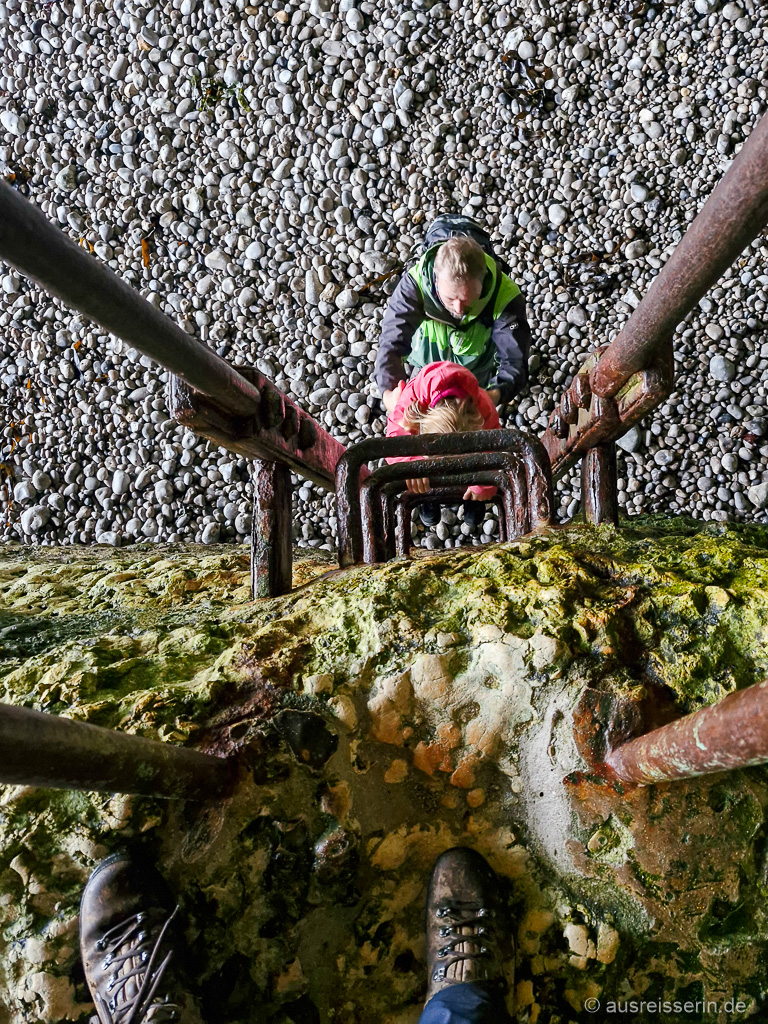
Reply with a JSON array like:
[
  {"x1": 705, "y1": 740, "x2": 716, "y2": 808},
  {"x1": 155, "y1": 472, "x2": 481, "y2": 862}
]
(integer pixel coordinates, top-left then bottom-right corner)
[
  {"x1": 432, "y1": 903, "x2": 496, "y2": 982},
  {"x1": 93, "y1": 907, "x2": 182, "y2": 1024}
]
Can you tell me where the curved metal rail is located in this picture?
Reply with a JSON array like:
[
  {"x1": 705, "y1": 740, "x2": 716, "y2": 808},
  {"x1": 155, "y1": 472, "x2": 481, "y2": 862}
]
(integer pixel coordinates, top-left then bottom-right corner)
[{"x1": 336, "y1": 429, "x2": 553, "y2": 566}]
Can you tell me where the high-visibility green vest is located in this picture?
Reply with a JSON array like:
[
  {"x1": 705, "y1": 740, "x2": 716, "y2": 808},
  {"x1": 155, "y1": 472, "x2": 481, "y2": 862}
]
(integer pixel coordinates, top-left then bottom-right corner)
[{"x1": 407, "y1": 244, "x2": 520, "y2": 385}]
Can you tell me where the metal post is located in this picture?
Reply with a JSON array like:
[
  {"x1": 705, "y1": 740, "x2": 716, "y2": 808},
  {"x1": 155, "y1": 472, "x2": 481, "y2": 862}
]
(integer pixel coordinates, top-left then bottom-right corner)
[
  {"x1": 395, "y1": 498, "x2": 413, "y2": 558},
  {"x1": 382, "y1": 490, "x2": 397, "y2": 561},
  {"x1": 607, "y1": 679, "x2": 768, "y2": 785},
  {"x1": 0, "y1": 182, "x2": 260, "y2": 417},
  {"x1": 361, "y1": 479, "x2": 387, "y2": 565},
  {"x1": 251, "y1": 460, "x2": 292, "y2": 599},
  {"x1": 581, "y1": 442, "x2": 619, "y2": 526},
  {"x1": 0, "y1": 702, "x2": 237, "y2": 799}
]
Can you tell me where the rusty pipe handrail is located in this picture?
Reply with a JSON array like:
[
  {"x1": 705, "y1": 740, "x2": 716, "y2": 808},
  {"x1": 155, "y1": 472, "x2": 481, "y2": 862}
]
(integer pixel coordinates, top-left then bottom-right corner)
[
  {"x1": 378, "y1": 474, "x2": 515, "y2": 551},
  {"x1": 0, "y1": 701, "x2": 237, "y2": 799},
  {"x1": 542, "y1": 111, "x2": 768, "y2": 478},
  {"x1": 592, "y1": 111, "x2": 768, "y2": 398},
  {"x1": 606, "y1": 679, "x2": 768, "y2": 785},
  {"x1": 0, "y1": 182, "x2": 261, "y2": 417}
]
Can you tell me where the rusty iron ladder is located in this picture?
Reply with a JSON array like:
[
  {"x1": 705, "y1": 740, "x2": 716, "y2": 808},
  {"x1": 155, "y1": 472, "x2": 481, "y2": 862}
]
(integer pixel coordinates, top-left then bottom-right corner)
[{"x1": 1, "y1": 113, "x2": 768, "y2": 796}]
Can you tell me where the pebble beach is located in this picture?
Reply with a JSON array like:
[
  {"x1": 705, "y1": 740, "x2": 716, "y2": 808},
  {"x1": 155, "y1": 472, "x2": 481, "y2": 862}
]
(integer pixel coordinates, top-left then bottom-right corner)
[{"x1": 1, "y1": 0, "x2": 767, "y2": 551}]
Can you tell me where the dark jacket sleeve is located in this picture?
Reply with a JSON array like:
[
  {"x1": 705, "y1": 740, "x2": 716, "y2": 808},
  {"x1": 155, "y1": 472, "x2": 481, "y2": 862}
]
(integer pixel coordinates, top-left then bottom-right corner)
[
  {"x1": 489, "y1": 292, "x2": 531, "y2": 404},
  {"x1": 374, "y1": 273, "x2": 425, "y2": 394}
]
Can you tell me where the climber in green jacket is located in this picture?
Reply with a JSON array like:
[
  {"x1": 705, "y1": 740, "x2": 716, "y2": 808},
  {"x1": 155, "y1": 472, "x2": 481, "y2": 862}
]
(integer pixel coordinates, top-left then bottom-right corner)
[{"x1": 374, "y1": 217, "x2": 532, "y2": 415}]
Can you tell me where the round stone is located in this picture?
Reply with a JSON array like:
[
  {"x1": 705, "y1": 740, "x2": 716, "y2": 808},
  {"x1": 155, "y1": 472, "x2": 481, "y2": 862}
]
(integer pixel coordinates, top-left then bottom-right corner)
[
  {"x1": 13, "y1": 480, "x2": 37, "y2": 503},
  {"x1": 20, "y1": 506, "x2": 51, "y2": 535},
  {"x1": 625, "y1": 240, "x2": 647, "y2": 261},
  {"x1": 548, "y1": 204, "x2": 568, "y2": 227},
  {"x1": 154, "y1": 479, "x2": 175, "y2": 503},
  {"x1": 0, "y1": 110, "x2": 24, "y2": 136},
  {"x1": 54, "y1": 165, "x2": 78, "y2": 191},
  {"x1": 336, "y1": 289, "x2": 359, "y2": 310},
  {"x1": 204, "y1": 249, "x2": 229, "y2": 272},
  {"x1": 616, "y1": 427, "x2": 641, "y2": 453},
  {"x1": 630, "y1": 183, "x2": 648, "y2": 202}
]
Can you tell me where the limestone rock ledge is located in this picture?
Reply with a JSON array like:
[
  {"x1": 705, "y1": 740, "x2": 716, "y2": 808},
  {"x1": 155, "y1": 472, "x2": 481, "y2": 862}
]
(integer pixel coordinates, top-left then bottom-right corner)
[{"x1": 0, "y1": 517, "x2": 767, "y2": 1023}]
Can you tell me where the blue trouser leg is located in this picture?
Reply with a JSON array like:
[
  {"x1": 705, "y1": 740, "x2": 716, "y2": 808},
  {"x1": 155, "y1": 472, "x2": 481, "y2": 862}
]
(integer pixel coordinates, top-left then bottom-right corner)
[{"x1": 418, "y1": 983, "x2": 514, "y2": 1024}]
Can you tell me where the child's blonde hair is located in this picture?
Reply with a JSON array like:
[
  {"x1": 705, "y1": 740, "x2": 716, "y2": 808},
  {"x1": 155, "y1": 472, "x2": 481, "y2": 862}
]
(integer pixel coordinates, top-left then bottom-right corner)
[{"x1": 399, "y1": 396, "x2": 485, "y2": 435}]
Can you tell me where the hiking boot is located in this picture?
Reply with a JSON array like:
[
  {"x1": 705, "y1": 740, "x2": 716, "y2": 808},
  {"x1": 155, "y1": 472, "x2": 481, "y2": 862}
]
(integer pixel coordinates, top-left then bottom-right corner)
[
  {"x1": 419, "y1": 502, "x2": 441, "y2": 528},
  {"x1": 80, "y1": 852, "x2": 203, "y2": 1024},
  {"x1": 461, "y1": 501, "x2": 486, "y2": 531},
  {"x1": 425, "y1": 847, "x2": 509, "y2": 1004}
]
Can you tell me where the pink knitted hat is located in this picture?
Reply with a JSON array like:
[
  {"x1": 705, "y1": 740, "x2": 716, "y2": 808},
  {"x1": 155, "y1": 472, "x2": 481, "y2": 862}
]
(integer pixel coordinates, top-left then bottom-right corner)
[{"x1": 430, "y1": 386, "x2": 469, "y2": 407}]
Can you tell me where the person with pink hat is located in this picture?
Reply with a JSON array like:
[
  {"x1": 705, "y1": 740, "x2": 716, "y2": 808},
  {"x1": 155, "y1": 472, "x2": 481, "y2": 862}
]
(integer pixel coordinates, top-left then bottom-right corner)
[{"x1": 385, "y1": 360, "x2": 500, "y2": 530}]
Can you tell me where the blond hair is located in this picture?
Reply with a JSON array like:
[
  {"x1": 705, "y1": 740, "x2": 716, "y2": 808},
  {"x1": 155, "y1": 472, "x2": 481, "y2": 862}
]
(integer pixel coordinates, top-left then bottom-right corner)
[
  {"x1": 399, "y1": 396, "x2": 485, "y2": 435},
  {"x1": 433, "y1": 237, "x2": 487, "y2": 284}
]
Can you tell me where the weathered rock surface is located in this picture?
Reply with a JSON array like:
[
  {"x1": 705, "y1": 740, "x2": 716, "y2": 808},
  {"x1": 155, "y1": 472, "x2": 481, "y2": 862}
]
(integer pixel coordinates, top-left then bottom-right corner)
[{"x1": 1, "y1": 520, "x2": 768, "y2": 1021}]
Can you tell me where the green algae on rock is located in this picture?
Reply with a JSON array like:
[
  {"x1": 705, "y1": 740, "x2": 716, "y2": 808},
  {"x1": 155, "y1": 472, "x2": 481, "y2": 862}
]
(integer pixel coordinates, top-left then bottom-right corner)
[{"x1": 0, "y1": 519, "x2": 767, "y2": 1022}]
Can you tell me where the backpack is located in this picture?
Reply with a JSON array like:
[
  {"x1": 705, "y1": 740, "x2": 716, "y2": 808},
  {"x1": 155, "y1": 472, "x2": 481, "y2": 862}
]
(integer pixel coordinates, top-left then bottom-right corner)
[{"x1": 422, "y1": 214, "x2": 513, "y2": 276}]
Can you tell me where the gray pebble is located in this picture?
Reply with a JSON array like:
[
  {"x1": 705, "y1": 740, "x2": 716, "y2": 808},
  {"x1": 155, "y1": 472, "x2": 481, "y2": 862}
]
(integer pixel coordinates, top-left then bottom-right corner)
[
  {"x1": 154, "y1": 479, "x2": 174, "y2": 503},
  {"x1": 709, "y1": 355, "x2": 736, "y2": 383},
  {"x1": 548, "y1": 204, "x2": 568, "y2": 227},
  {"x1": 204, "y1": 250, "x2": 229, "y2": 272},
  {"x1": 110, "y1": 54, "x2": 129, "y2": 81},
  {"x1": 396, "y1": 89, "x2": 415, "y2": 112},
  {"x1": 630, "y1": 183, "x2": 648, "y2": 202},
  {"x1": 20, "y1": 506, "x2": 51, "y2": 535},
  {"x1": 202, "y1": 522, "x2": 220, "y2": 544},
  {"x1": 0, "y1": 110, "x2": 24, "y2": 136},
  {"x1": 13, "y1": 480, "x2": 37, "y2": 503},
  {"x1": 625, "y1": 240, "x2": 647, "y2": 261},
  {"x1": 335, "y1": 403, "x2": 355, "y2": 424},
  {"x1": 305, "y1": 270, "x2": 322, "y2": 306},
  {"x1": 616, "y1": 427, "x2": 641, "y2": 453},
  {"x1": 336, "y1": 289, "x2": 359, "y2": 310},
  {"x1": 112, "y1": 470, "x2": 130, "y2": 496},
  {"x1": 747, "y1": 483, "x2": 768, "y2": 510},
  {"x1": 54, "y1": 166, "x2": 78, "y2": 191}
]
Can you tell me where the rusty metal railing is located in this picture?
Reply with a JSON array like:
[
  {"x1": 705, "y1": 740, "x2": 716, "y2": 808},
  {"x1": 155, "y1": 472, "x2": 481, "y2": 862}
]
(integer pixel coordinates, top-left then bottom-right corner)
[
  {"x1": 393, "y1": 482, "x2": 510, "y2": 555},
  {"x1": 0, "y1": 181, "x2": 345, "y2": 597},
  {"x1": 543, "y1": 110, "x2": 768, "y2": 494},
  {"x1": 606, "y1": 679, "x2": 768, "y2": 786},
  {"x1": 365, "y1": 470, "x2": 519, "y2": 562},
  {"x1": 0, "y1": 702, "x2": 236, "y2": 799},
  {"x1": 360, "y1": 456, "x2": 535, "y2": 563},
  {"x1": 335, "y1": 429, "x2": 553, "y2": 567}
]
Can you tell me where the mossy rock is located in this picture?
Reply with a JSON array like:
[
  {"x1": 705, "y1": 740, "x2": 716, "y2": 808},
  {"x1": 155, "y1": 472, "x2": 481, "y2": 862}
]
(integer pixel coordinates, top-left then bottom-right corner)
[{"x1": 0, "y1": 519, "x2": 767, "y2": 1023}]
